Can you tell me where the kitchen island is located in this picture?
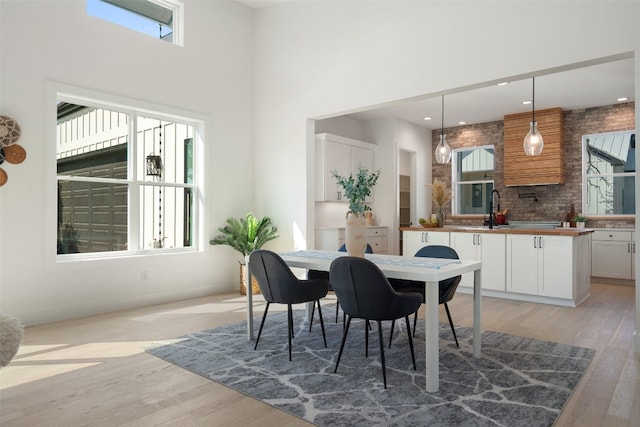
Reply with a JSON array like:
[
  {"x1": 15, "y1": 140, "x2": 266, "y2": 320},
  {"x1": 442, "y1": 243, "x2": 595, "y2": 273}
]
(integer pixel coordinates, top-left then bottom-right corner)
[{"x1": 400, "y1": 226, "x2": 594, "y2": 307}]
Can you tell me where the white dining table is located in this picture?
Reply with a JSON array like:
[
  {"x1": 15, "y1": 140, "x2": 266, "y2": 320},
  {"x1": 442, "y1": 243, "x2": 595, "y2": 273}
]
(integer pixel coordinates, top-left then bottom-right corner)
[{"x1": 245, "y1": 250, "x2": 482, "y2": 392}]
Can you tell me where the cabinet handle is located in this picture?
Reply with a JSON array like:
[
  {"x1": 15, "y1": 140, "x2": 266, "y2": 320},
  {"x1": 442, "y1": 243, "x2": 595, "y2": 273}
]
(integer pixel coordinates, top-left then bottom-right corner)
[
  {"x1": 533, "y1": 236, "x2": 537, "y2": 249},
  {"x1": 337, "y1": 191, "x2": 342, "y2": 200},
  {"x1": 538, "y1": 236, "x2": 542, "y2": 249},
  {"x1": 477, "y1": 234, "x2": 481, "y2": 246},
  {"x1": 629, "y1": 243, "x2": 631, "y2": 253}
]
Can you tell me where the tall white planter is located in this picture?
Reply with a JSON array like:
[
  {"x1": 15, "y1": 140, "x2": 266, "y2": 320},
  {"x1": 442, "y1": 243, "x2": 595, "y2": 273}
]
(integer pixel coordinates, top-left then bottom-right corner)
[{"x1": 345, "y1": 212, "x2": 367, "y2": 257}]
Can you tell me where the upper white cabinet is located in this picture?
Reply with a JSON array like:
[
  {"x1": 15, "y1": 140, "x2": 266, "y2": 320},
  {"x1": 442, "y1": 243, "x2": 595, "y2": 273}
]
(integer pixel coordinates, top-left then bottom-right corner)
[
  {"x1": 591, "y1": 230, "x2": 635, "y2": 280},
  {"x1": 315, "y1": 133, "x2": 375, "y2": 202},
  {"x1": 450, "y1": 232, "x2": 506, "y2": 291},
  {"x1": 402, "y1": 230, "x2": 450, "y2": 257}
]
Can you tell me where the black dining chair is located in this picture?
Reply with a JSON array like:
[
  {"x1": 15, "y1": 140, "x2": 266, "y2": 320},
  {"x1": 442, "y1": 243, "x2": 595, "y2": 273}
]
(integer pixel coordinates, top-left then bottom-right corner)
[
  {"x1": 249, "y1": 250, "x2": 329, "y2": 361},
  {"x1": 329, "y1": 256, "x2": 422, "y2": 389},
  {"x1": 307, "y1": 243, "x2": 373, "y2": 323},
  {"x1": 388, "y1": 245, "x2": 462, "y2": 347}
]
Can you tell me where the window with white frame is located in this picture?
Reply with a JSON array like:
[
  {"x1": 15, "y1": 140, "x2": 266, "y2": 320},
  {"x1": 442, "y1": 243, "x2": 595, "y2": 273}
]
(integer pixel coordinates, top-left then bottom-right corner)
[
  {"x1": 452, "y1": 146, "x2": 495, "y2": 215},
  {"x1": 56, "y1": 96, "x2": 200, "y2": 256},
  {"x1": 583, "y1": 131, "x2": 635, "y2": 216},
  {"x1": 87, "y1": 0, "x2": 183, "y2": 46}
]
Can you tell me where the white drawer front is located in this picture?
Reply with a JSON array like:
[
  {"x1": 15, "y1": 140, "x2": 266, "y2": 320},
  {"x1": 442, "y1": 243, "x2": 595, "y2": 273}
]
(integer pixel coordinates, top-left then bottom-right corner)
[
  {"x1": 368, "y1": 236, "x2": 387, "y2": 253},
  {"x1": 592, "y1": 230, "x2": 633, "y2": 242},
  {"x1": 367, "y1": 227, "x2": 387, "y2": 237}
]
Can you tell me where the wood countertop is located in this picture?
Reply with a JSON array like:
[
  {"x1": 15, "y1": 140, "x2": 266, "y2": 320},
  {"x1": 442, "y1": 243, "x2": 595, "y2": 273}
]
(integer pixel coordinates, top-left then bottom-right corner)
[{"x1": 399, "y1": 226, "x2": 595, "y2": 237}]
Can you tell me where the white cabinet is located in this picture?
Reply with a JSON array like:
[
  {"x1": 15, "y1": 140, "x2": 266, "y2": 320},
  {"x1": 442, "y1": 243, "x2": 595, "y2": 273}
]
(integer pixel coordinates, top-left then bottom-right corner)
[
  {"x1": 315, "y1": 226, "x2": 388, "y2": 254},
  {"x1": 506, "y1": 234, "x2": 587, "y2": 300},
  {"x1": 315, "y1": 133, "x2": 375, "y2": 202},
  {"x1": 591, "y1": 230, "x2": 635, "y2": 280},
  {"x1": 402, "y1": 230, "x2": 450, "y2": 257},
  {"x1": 450, "y1": 232, "x2": 506, "y2": 291}
]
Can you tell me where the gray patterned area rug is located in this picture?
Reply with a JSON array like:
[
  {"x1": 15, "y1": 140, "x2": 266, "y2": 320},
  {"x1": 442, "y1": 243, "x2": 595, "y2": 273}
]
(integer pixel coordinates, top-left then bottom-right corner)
[{"x1": 146, "y1": 305, "x2": 594, "y2": 426}]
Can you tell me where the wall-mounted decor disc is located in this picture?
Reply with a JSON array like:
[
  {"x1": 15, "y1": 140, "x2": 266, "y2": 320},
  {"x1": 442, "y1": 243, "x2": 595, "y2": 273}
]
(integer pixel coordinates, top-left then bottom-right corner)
[
  {"x1": 0, "y1": 115, "x2": 21, "y2": 147},
  {"x1": 0, "y1": 168, "x2": 7, "y2": 186},
  {"x1": 3, "y1": 143, "x2": 26, "y2": 164}
]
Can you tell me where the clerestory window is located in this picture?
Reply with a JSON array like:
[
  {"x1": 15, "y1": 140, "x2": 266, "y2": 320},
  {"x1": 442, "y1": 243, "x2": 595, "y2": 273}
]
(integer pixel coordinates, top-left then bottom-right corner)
[
  {"x1": 87, "y1": 0, "x2": 183, "y2": 46},
  {"x1": 56, "y1": 91, "x2": 202, "y2": 257}
]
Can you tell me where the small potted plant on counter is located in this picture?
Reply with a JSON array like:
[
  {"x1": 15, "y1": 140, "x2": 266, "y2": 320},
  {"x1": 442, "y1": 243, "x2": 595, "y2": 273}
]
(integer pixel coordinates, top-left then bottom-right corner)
[{"x1": 573, "y1": 214, "x2": 587, "y2": 228}]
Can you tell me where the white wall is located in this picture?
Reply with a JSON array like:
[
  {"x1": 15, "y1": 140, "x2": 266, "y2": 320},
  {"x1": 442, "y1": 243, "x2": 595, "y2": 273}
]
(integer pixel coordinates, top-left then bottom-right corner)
[
  {"x1": 251, "y1": 2, "x2": 639, "y2": 348},
  {"x1": 0, "y1": 0, "x2": 256, "y2": 325}
]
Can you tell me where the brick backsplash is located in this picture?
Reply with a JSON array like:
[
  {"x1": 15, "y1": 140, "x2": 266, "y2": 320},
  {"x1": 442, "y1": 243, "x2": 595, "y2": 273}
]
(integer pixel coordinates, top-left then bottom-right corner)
[{"x1": 432, "y1": 102, "x2": 635, "y2": 228}]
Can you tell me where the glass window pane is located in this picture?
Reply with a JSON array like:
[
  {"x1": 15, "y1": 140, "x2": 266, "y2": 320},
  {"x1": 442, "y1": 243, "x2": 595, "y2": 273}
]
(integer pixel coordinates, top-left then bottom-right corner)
[
  {"x1": 57, "y1": 180, "x2": 128, "y2": 254},
  {"x1": 455, "y1": 148, "x2": 494, "y2": 182},
  {"x1": 87, "y1": 0, "x2": 174, "y2": 43},
  {"x1": 584, "y1": 131, "x2": 635, "y2": 216},
  {"x1": 138, "y1": 117, "x2": 194, "y2": 184},
  {"x1": 57, "y1": 103, "x2": 128, "y2": 177},
  {"x1": 457, "y1": 182, "x2": 493, "y2": 215},
  {"x1": 140, "y1": 185, "x2": 193, "y2": 249},
  {"x1": 585, "y1": 175, "x2": 635, "y2": 215}
]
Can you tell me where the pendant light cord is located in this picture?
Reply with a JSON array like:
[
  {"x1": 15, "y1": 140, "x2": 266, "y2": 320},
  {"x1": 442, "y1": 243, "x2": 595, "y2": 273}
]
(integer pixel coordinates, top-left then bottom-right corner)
[
  {"x1": 532, "y1": 77, "x2": 535, "y2": 123},
  {"x1": 441, "y1": 95, "x2": 444, "y2": 137}
]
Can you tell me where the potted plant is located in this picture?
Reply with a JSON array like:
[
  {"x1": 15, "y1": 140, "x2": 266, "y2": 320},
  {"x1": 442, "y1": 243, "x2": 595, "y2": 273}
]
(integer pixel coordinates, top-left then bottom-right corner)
[
  {"x1": 573, "y1": 214, "x2": 587, "y2": 228},
  {"x1": 429, "y1": 179, "x2": 451, "y2": 227},
  {"x1": 331, "y1": 166, "x2": 381, "y2": 257},
  {"x1": 210, "y1": 213, "x2": 279, "y2": 295}
]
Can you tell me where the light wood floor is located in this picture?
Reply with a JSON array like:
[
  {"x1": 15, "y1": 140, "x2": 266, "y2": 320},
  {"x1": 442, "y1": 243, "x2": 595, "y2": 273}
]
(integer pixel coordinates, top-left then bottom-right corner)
[{"x1": 1, "y1": 281, "x2": 638, "y2": 426}]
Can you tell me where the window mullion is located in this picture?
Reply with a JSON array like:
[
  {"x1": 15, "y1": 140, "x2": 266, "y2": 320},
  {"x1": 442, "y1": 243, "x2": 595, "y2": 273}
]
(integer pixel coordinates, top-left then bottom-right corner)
[{"x1": 129, "y1": 112, "x2": 140, "y2": 253}]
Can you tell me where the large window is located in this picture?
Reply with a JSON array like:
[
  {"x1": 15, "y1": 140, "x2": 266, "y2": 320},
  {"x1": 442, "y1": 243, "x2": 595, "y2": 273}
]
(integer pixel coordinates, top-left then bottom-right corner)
[
  {"x1": 583, "y1": 131, "x2": 635, "y2": 216},
  {"x1": 452, "y1": 146, "x2": 494, "y2": 215},
  {"x1": 56, "y1": 96, "x2": 200, "y2": 257}
]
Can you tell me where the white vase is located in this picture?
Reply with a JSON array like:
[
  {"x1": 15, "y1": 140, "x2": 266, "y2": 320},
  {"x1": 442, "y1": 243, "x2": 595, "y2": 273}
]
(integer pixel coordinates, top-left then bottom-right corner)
[{"x1": 345, "y1": 212, "x2": 367, "y2": 257}]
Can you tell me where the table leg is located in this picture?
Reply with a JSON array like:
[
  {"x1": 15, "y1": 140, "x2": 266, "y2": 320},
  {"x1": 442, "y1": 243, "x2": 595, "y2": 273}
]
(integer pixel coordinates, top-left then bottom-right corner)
[
  {"x1": 246, "y1": 256, "x2": 254, "y2": 340},
  {"x1": 473, "y1": 268, "x2": 482, "y2": 358},
  {"x1": 425, "y1": 280, "x2": 439, "y2": 392}
]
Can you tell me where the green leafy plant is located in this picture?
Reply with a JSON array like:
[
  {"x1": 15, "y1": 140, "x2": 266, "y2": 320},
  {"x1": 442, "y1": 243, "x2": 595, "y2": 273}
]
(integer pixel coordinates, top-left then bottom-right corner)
[
  {"x1": 209, "y1": 213, "x2": 279, "y2": 261},
  {"x1": 573, "y1": 214, "x2": 587, "y2": 223},
  {"x1": 331, "y1": 166, "x2": 381, "y2": 214}
]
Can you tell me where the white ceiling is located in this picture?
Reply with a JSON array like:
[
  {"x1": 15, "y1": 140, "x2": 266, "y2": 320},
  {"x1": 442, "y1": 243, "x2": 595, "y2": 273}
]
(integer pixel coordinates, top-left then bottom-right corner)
[{"x1": 345, "y1": 55, "x2": 635, "y2": 130}]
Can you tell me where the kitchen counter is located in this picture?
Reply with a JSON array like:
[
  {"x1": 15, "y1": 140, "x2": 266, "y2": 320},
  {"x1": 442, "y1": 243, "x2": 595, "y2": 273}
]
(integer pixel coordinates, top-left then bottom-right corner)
[{"x1": 400, "y1": 226, "x2": 594, "y2": 237}]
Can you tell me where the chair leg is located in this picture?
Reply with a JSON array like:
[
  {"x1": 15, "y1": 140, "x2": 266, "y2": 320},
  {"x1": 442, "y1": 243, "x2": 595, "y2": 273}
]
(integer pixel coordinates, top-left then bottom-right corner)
[
  {"x1": 413, "y1": 310, "x2": 418, "y2": 337},
  {"x1": 405, "y1": 315, "x2": 417, "y2": 370},
  {"x1": 316, "y1": 300, "x2": 327, "y2": 348},
  {"x1": 388, "y1": 319, "x2": 395, "y2": 349},
  {"x1": 376, "y1": 320, "x2": 387, "y2": 389},
  {"x1": 335, "y1": 299, "x2": 339, "y2": 323},
  {"x1": 334, "y1": 316, "x2": 352, "y2": 373},
  {"x1": 254, "y1": 302, "x2": 270, "y2": 350},
  {"x1": 287, "y1": 304, "x2": 294, "y2": 361},
  {"x1": 444, "y1": 303, "x2": 459, "y2": 347},
  {"x1": 365, "y1": 320, "x2": 369, "y2": 357},
  {"x1": 309, "y1": 301, "x2": 316, "y2": 332}
]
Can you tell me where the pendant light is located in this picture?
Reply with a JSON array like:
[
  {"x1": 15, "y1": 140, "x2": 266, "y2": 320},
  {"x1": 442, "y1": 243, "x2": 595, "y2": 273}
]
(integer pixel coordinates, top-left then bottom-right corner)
[
  {"x1": 523, "y1": 77, "x2": 544, "y2": 156},
  {"x1": 435, "y1": 95, "x2": 452, "y2": 164}
]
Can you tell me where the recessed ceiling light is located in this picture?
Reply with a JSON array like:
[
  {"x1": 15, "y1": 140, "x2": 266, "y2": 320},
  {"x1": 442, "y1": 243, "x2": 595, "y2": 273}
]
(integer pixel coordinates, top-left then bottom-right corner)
[
  {"x1": 617, "y1": 97, "x2": 629, "y2": 102},
  {"x1": 497, "y1": 82, "x2": 508, "y2": 86},
  {"x1": 458, "y1": 121, "x2": 466, "y2": 125},
  {"x1": 522, "y1": 100, "x2": 532, "y2": 105},
  {"x1": 423, "y1": 116, "x2": 432, "y2": 121}
]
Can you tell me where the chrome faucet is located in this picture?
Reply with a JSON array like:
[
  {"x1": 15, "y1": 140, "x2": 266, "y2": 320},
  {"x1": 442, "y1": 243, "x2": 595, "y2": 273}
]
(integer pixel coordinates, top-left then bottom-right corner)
[{"x1": 488, "y1": 189, "x2": 501, "y2": 229}]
